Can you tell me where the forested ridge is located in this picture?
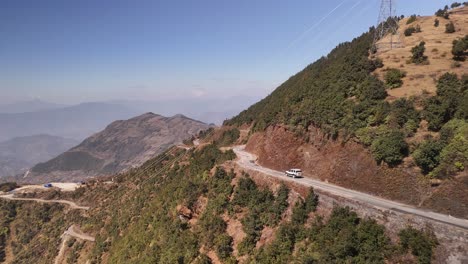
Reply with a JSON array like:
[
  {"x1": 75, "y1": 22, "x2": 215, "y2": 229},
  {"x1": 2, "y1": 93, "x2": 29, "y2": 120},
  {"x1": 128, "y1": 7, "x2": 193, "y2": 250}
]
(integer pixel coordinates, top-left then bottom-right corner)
[{"x1": 226, "y1": 14, "x2": 467, "y2": 178}]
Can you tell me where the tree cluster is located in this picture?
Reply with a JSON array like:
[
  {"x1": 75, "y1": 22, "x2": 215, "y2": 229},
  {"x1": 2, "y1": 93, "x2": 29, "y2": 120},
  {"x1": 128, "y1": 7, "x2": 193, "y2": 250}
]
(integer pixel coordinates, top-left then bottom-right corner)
[
  {"x1": 452, "y1": 35, "x2": 468, "y2": 61},
  {"x1": 445, "y1": 21, "x2": 456, "y2": 33},
  {"x1": 404, "y1": 25, "x2": 421, "y2": 36},
  {"x1": 411, "y1": 41, "x2": 428, "y2": 64},
  {"x1": 385, "y1": 68, "x2": 406, "y2": 88}
]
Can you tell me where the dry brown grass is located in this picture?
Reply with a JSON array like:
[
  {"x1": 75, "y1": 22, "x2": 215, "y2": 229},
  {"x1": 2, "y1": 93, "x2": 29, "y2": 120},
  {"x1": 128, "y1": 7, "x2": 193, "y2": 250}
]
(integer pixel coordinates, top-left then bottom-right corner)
[{"x1": 374, "y1": 7, "x2": 468, "y2": 99}]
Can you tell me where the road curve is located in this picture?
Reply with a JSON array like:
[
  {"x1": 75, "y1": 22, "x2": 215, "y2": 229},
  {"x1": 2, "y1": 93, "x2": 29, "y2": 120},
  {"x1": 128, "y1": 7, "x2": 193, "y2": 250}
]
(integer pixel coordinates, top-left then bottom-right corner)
[
  {"x1": 65, "y1": 225, "x2": 95, "y2": 241},
  {"x1": 55, "y1": 225, "x2": 95, "y2": 264},
  {"x1": 233, "y1": 145, "x2": 468, "y2": 230},
  {"x1": 0, "y1": 194, "x2": 90, "y2": 210}
]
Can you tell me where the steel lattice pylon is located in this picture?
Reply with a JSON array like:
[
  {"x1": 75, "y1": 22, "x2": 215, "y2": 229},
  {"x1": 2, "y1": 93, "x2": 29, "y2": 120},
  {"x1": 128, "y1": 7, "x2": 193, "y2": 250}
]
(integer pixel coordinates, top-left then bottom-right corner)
[{"x1": 373, "y1": 0, "x2": 402, "y2": 52}]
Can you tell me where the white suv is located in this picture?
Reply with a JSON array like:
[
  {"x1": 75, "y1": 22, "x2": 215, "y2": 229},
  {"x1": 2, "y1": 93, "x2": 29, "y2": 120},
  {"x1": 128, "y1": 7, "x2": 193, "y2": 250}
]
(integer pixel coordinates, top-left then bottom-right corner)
[{"x1": 285, "y1": 169, "x2": 302, "y2": 178}]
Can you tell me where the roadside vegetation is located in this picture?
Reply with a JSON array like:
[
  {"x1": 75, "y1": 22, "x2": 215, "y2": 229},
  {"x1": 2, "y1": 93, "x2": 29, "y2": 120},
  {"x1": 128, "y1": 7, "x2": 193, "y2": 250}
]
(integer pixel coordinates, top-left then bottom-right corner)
[
  {"x1": 214, "y1": 127, "x2": 240, "y2": 147},
  {"x1": 0, "y1": 182, "x2": 18, "y2": 192},
  {"x1": 0, "y1": 199, "x2": 84, "y2": 263},
  {"x1": 0, "y1": 139, "x2": 441, "y2": 263}
]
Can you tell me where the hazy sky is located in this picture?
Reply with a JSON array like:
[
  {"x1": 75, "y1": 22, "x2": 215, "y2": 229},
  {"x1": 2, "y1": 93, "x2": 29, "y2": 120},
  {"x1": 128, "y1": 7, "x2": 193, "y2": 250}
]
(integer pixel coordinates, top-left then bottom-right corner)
[{"x1": 1, "y1": 0, "x2": 454, "y2": 104}]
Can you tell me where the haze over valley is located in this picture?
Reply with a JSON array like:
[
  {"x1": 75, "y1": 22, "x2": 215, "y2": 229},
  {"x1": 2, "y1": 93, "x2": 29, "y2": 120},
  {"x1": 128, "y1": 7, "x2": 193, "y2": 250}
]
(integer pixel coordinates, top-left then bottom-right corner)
[{"x1": 0, "y1": 1, "x2": 467, "y2": 263}]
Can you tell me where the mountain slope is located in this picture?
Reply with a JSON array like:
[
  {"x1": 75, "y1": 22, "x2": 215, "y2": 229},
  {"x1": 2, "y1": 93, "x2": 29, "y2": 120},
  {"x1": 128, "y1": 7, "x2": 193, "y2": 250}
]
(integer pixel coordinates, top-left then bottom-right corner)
[
  {"x1": 0, "y1": 102, "x2": 140, "y2": 142},
  {"x1": 0, "y1": 142, "x2": 455, "y2": 263},
  {"x1": 227, "y1": 6, "x2": 468, "y2": 217},
  {"x1": 29, "y1": 113, "x2": 210, "y2": 182},
  {"x1": 0, "y1": 135, "x2": 78, "y2": 178}
]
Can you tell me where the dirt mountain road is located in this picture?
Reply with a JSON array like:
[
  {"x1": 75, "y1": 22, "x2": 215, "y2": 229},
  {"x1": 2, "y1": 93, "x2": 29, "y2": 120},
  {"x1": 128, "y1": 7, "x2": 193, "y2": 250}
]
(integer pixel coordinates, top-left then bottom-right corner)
[
  {"x1": 65, "y1": 225, "x2": 95, "y2": 242},
  {"x1": 0, "y1": 194, "x2": 89, "y2": 210},
  {"x1": 233, "y1": 145, "x2": 468, "y2": 230}
]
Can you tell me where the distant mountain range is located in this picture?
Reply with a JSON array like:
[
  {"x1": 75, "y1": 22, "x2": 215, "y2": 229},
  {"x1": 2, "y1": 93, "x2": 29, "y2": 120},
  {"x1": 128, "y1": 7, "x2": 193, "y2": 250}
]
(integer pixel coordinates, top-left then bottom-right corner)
[
  {"x1": 110, "y1": 95, "x2": 262, "y2": 125},
  {"x1": 0, "y1": 102, "x2": 140, "y2": 142},
  {"x1": 0, "y1": 96, "x2": 259, "y2": 142},
  {"x1": 0, "y1": 99, "x2": 66, "y2": 113},
  {"x1": 0, "y1": 135, "x2": 78, "y2": 178},
  {"x1": 28, "y1": 113, "x2": 210, "y2": 183}
]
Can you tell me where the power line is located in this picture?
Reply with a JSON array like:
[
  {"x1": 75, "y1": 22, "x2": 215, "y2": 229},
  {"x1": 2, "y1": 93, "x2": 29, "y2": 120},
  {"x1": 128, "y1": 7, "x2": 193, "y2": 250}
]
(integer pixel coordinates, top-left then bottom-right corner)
[{"x1": 286, "y1": 0, "x2": 348, "y2": 50}]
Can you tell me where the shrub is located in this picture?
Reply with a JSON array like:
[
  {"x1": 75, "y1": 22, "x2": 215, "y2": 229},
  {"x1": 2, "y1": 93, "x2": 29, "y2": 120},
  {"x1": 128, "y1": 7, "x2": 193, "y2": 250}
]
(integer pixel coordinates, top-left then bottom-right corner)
[
  {"x1": 291, "y1": 188, "x2": 319, "y2": 225},
  {"x1": 423, "y1": 97, "x2": 448, "y2": 131},
  {"x1": 291, "y1": 199, "x2": 308, "y2": 225},
  {"x1": 411, "y1": 42, "x2": 428, "y2": 64},
  {"x1": 215, "y1": 128, "x2": 240, "y2": 146},
  {"x1": 404, "y1": 119, "x2": 419, "y2": 137},
  {"x1": 304, "y1": 188, "x2": 319, "y2": 213},
  {"x1": 413, "y1": 139, "x2": 445, "y2": 174},
  {"x1": 435, "y1": 9, "x2": 449, "y2": 19},
  {"x1": 370, "y1": 58, "x2": 384, "y2": 68},
  {"x1": 356, "y1": 127, "x2": 377, "y2": 146},
  {"x1": 437, "y1": 73, "x2": 462, "y2": 117},
  {"x1": 452, "y1": 35, "x2": 468, "y2": 61},
  {"x1": 214, "y1": 234, "x2": 233, "y2": 260},
  {"x1": 385, "y1": 68, "x2": 406, "y2": 88},
  {"x1": 415, "y1": 25, "x2": 422, "y2": 33},
  {"x1": 432, "y1": 121, "x2": 468, "y2": 178},
  {"x1": 193, "y1": 254, "x2": 212, "y2": 264},
  {"x1": 406, "y1": 15, "x2": 417, "y2": 24},
  {"x1": 357, "y1": 76, "x2": 388, "y2": 101},
  {"x1": 456, "y1": 90, "x2": 468, "y2": 119},
  {"x1": 371, "y1": 130, "x2": 408, "y2": 166},
  {"x1": 399, "y1": 227, "x2": 438, "y2": 264},
  {"x1": 452, "y1": 61, "x2": 462, "y2": 68},
  {"x1": 451, "y1": 2, "x2": 462, "y2": 8},
  {"x1": 404, "y1": 27, "x2": 416, "y2": 36},
  {"x1": 434, "y1": 19, "x2": 439, "y2": 27},
  {"x1": 271, "y1": 184, "x2": 290, "y2": 223},
  {"x1": 463, "y1": 74, "x2": 468, "y2": 92},
  {"x1": 440, "y1": 119, "x2": 466, "y2": 142},
  {"x1": 310, "y1": 207, "x2": 391, "y2": 263},
  {"x1": 445, "y1": 22, "x2": 456, "y2": 33},
  {"x1": 0, "y1": 182, "x2": 18, "y2": 192},
  {"x1": 387, "y1": 98, "x2": 420, "y2": 129}
]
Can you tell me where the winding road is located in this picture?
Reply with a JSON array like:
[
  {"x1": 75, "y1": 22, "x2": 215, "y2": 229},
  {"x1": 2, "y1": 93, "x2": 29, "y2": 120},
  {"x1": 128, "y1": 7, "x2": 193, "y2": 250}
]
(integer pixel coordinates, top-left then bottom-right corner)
[
  {"x1": 55, "y1": 225, "x2": 95, "y2": 264},
  {"x1": 0, "y1": 194, "x2": 90, "y2": 210},
  {"x1": 233, "y1": 145, "x2": 468, "y2": 230}
]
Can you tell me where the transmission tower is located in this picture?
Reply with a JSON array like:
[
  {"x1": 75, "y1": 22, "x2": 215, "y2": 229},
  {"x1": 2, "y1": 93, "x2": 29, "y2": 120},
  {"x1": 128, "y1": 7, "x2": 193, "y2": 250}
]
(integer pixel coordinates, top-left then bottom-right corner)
[{"x1": 373, "y1": 0, "x2": 402, "y2": 52}]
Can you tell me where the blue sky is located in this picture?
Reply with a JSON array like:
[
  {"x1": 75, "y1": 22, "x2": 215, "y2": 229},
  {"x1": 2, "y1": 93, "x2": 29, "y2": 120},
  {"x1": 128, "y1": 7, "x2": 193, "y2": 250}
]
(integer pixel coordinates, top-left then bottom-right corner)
[{"x1": 0, "y1": 0, "x2": 454, "y2": 104}]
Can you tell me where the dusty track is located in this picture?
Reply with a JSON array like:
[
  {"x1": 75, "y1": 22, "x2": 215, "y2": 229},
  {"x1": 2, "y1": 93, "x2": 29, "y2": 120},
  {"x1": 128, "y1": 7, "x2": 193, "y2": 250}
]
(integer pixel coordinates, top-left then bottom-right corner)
[
  {"x1": 0, "y1": 194, "x2": 89, "y2": 210},
  {"x1": 233, "y1": 145, "x2": 468, "y2": 230},
  {"x1": 54, "y1": 225, "x2": 94, "y2": 264}
]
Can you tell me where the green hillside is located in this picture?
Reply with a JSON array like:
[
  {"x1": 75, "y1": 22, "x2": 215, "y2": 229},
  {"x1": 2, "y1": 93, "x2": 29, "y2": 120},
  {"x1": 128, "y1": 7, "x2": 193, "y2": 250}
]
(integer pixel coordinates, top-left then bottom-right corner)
[
  {"x1": 226, "y1": 25, "x2": 467, "y2": 178},
  {"x1": 0, "y1": 143, "x2": 438, "y2": 263}
]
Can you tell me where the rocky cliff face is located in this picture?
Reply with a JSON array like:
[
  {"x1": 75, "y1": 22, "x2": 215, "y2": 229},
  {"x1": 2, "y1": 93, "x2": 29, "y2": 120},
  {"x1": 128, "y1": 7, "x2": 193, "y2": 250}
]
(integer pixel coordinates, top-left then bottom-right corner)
[{"x1": 29, "y1": 113, "x2": 210, "y2": 183}]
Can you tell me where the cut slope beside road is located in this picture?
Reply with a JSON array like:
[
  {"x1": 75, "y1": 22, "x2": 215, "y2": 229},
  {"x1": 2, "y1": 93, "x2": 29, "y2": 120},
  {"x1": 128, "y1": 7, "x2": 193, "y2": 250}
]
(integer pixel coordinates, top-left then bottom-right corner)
[{"x1": 233, "y1": 145, "x2": 468, "y2": 230}]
